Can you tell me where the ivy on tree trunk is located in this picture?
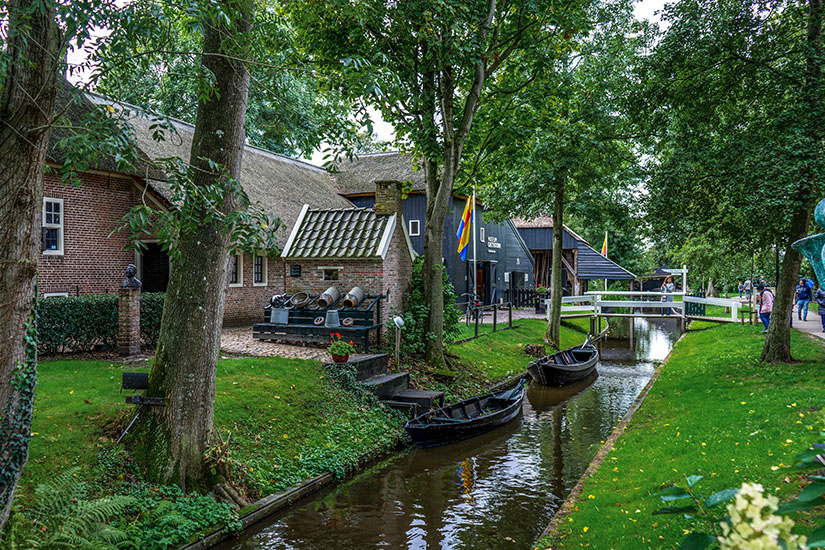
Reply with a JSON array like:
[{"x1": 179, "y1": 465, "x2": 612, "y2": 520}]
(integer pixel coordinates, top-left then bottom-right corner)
[{"x1": 0, "y1": 0, "x2": 62, "y2": 531}]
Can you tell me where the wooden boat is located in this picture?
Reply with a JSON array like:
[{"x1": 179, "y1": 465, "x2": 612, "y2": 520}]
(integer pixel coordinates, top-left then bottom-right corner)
[
  {"x1": 404, "y1": 379, "x2": 527, "y2": 448},
  {"x1": 527, "y1": 335, "x2": 599, "y2": 386}
]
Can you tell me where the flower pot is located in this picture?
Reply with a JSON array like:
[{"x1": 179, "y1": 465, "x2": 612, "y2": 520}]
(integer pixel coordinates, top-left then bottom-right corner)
[{"x1": 331, "y1": 354, "x2": 349, "y2": 364}]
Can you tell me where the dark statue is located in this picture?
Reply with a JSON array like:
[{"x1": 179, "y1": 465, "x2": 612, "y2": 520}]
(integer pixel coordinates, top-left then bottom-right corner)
[{"x1": 120, "y1": 263, "x2": 142, "y2": 289}]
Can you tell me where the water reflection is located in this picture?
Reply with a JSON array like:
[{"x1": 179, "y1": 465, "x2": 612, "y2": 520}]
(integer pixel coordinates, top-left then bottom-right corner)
[{"x1": 222, "y1": 318, "x2": 678, "y2": 550}]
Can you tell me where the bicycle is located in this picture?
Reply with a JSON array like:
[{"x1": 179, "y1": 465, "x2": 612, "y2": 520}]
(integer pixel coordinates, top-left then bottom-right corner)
[{"x1": 460, "y1": 292, "x2": 485, "y2": 326}]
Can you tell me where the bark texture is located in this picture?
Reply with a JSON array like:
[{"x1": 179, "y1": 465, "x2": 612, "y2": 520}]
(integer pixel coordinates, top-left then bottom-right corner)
[
  {"x1": 0, "y1": 0, "x2": 62, "y2": 530},
  {"x1": 545, "y1": 178, "x2": 565, "y2": 349},
  {"x1": 761, "y1": 0, "x2": 823, "y2": 363},
  {"x1": 137, "y1": 0, "x2": 252, "y2": 487}
]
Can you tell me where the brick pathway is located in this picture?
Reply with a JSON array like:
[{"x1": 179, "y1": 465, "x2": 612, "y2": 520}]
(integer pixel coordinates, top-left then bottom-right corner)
[{"x1": 220, "y1": 327, "x2": 327, "y2": 360}]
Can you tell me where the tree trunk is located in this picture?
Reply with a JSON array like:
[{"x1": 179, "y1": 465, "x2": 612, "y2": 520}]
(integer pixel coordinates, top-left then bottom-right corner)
[
  {"x1": 761, "y1": 209, "x2": 811, "y2": 363},
  {"x1": 762, "y1": 0, "x2": 823, "y2": 363},
  {"x1": 706, "y1": 278, "x2": 718, "y2": 297},
  {"x1": 0, "y1": 1, "x2": 62, "y2": 530},
  {"x1": 545, "y1": 177, "x2": 565, "y2": 349},
  {"x1": 135, "y1": 0, "x2": 252, "y2": 488}
]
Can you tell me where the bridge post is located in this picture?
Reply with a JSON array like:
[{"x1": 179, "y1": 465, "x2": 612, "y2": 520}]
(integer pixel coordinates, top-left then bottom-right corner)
[{"x1": 590, "y1": 315, "x2": 596, "y2": 336}]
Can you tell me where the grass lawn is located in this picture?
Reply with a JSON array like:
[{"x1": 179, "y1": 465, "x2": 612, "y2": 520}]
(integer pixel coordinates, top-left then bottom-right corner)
[
  {"x1": 538, "y1": 322, "x2": 825, "y2": 550},
  {"x1": 15, "y1": 355, "x2": 405, "y2": 547}
]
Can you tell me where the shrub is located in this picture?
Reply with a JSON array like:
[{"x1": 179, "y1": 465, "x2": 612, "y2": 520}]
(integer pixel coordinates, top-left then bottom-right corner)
[
  {"x1": 37, "y1": 292, "x2": 165, "y2": 354},
  {"x1": 385, "y1": 258, "x2": 461, "y2": 359},
  {"x1": 139, "y1": 292, "x2": 165, "y2": 347},
  {"x1": 38, "y1": 294, "x2": 118, "y2": 354}
]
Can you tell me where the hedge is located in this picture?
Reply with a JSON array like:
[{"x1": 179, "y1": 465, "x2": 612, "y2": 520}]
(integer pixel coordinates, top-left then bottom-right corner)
[{"x1": 38, "y1": 292, "x2": 165, "y2": 354}]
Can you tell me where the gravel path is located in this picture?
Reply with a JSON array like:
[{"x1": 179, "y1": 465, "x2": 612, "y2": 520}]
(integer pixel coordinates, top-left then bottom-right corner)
[{"x1": 220, "y1": 327, "x2": 327, "y2": 360}]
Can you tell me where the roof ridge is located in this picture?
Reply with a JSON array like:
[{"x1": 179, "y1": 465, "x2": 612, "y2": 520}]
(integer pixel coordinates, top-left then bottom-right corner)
[{"x1": 84, "y1": 91, "x2": 327, "y2": 174}]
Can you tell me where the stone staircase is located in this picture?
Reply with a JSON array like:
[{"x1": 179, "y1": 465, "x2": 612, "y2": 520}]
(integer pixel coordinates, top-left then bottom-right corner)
[{"x1": 328, "y1": 354, "x2": 444, "y2": 417}]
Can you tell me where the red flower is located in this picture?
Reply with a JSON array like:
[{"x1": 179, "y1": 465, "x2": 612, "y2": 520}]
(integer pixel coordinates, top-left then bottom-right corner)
[
  {"x1": 348, "y1": 341, "x2": 354, "y2": 346},
  {"x1": 336, "y1": 333, "x2": 341, "y2": 338}
]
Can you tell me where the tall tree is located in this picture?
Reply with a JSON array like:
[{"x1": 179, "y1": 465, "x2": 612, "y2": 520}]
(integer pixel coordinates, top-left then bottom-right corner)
[
  {"x1": 639, "y1": 0, "x2": 825, "y2": 362},
  {"x1": 0, "y1": 0, "x2": 62, "y2": 529},
  {"x1": 474, "y1": 0, "x2": 647, "y2": 347},
  {"x1": 127, "y1": 0, "x2": 255, "y2": 489},
  {"x1": 287, "y1": 0, "x2": 588, "y2": 367}
]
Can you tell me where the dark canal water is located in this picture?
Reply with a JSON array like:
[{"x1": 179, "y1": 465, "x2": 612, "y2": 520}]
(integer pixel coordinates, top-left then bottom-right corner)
[{"x1": 222, "y1": 317, "x2": 680, "y2": 550}]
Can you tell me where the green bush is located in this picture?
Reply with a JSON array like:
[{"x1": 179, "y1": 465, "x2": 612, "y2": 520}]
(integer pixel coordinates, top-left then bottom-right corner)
[
  {"x1": 385, "y1": 258, "x2": 461, "y2": 358},
  {"x1": 139, "y1": 292, "x2": 165, "y2": 347},
  {"x1": 37, "y1": 293, "x2": 165, "y2": 354}
]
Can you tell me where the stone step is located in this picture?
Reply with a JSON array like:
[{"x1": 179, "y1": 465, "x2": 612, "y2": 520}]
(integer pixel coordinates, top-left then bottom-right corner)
[
  {"x1": 382, "y1": 399, "x2": 418, "y2": 418},
  {"x1": 325, "y1": 354, "x2": 389, "y2": 381},
  {"x1": 392, "y1": 388, "x2": 446, "y2": 416},
  {"x1": 362, "y1": 372, "x2": 409, "y2": 400}
]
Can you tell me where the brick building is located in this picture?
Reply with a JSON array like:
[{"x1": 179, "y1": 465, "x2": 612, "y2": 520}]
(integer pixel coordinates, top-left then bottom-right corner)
[{"x1": 38, "y1": 86, "x2": 414, "y2": 326}]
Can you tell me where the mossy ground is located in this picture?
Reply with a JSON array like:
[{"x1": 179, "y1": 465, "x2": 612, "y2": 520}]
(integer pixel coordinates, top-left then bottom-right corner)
[{"x1": 536, "y1": 322, "x2": 825, "y2": 550}]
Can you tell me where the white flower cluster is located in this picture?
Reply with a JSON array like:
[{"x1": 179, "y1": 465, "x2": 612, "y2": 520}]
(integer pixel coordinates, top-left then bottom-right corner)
[{"x1": 718, "y1": 482, "x2": 807, "y2": 550}]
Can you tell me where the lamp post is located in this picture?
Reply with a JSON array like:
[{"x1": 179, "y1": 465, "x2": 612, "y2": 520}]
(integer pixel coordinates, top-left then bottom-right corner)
[{"x1": 393, "y1": 316, "x2": 405, "y2": 368}]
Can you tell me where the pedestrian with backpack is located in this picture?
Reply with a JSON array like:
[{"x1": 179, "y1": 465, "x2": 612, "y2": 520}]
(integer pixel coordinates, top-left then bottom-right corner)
[{"x1": 796, "y1": 278, "x2": 812, "y2": 321}]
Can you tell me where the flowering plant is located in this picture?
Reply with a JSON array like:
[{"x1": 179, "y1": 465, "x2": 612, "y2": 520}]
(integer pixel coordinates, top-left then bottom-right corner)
[
  {"x1": 536, "y1": 285, "x2": 548, "y2": 293},
  {"x1": 327, "y1": 333, "x2": 356, "y2": 356}
]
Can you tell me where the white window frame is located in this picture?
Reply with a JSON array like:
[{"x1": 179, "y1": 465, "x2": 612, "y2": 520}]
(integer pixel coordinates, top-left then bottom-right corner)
[
  {"x1": 319, "y1": 266, "x2": 341, "y2": 281},
  {"x1": 43, "y1": 292, "x2": 69, "y2": 298},
  {"x1": 253, "y1": 252, "x2": 268, "y2": 287},
  {"x1": 42, "y1": 197, "x2": 64, "y2": 256},
  {"x1": 408, "y1": 219, "x2": 421, "y2": 237},
  {"x1": 229, "y1": 254, "x2": 244, "y2": 288},
  {"x1": 480, "y1": 227, "x2": 485, "y2": 243}
]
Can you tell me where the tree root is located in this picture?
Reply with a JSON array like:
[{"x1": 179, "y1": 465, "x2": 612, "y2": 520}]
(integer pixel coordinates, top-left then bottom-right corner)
[{"x1": 212, "y1": 481, "x2": 249, "y2": 508}]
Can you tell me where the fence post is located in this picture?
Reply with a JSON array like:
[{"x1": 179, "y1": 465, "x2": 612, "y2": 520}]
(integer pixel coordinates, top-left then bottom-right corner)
[
  {"x1": 475, "y1": 309, "x2": 479, "y2": 339},
  {"x1": 493, "y1": 304, "x2": 498, "y2": 332},
  {"x1": 509, "y1": 303, "x2": 513, "y2": 328}
]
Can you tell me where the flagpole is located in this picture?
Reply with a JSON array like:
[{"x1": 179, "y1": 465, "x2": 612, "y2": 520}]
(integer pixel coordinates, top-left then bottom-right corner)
[
  {"x1": 604, "y1": 231, "x2": 608, "y2": 291},
  {"x1": 472, "y1": 185, "x2": 478, "y2": 301}
]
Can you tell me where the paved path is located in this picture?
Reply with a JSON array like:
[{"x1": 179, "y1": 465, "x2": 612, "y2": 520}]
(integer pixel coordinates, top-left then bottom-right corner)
[
  {"x1": 220, "y1": 327, "x2": 327, "y2": 360},
  {"x1": 791, "y1": 303, "x2": 825, "y2": 340}
]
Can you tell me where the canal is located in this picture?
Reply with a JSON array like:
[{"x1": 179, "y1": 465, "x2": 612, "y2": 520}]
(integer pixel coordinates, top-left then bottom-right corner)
[{"x1": 221, "y1": 317, "x2": 680, "y2": 550}]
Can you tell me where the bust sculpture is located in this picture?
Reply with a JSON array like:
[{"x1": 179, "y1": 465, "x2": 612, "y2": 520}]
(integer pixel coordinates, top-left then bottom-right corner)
[
  {"x1": 120, "y1": 264, "x2": 142, "y2": 289},
  {"x1": 792, "y1": 198, "x2": 825, "y2": 287}
]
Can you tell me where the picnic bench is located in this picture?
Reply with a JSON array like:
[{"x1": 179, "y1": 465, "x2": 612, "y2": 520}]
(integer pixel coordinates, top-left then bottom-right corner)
[{"x1": 252, "y1": 294, "x2": 384, "y2": 352}]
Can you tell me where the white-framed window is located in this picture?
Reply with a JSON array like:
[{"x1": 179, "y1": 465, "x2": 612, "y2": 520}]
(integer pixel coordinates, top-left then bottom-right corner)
[
  {"x1": 229, "y1": 254, "x2": 243, "y2": 287},
  {"x1": 43, "y1": 292, "x2": 69, "y2": 298},
  {"x1": 42, "y1": 198, "x2": 64, "y2": 255},
  {"x1": 253, "y1": 252, "x2": 268, "y2": 286},
  {"x1": 480, "y1": 227, "x2": 485, "y2": 243},
  {"x1": 408, "y1": 219, "x2": 420, "y2": 237}
]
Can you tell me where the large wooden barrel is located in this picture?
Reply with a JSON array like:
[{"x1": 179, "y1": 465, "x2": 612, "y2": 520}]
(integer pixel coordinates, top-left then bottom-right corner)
[
  {"x1": 342, "y1": 286, "x2": 365, "y2": 308},
  {"x1": 317, "y1": 286, "x2": 340, "y2": 308}
]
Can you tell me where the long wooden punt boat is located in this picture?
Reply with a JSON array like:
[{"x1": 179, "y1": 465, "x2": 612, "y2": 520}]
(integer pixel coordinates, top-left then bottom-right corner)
[
  {"x1": 527, "y1": 336, "x2": 599, "y2": 386},
  {"x1": 404, "y1": 379, "x2": 526, "y2": 448}
]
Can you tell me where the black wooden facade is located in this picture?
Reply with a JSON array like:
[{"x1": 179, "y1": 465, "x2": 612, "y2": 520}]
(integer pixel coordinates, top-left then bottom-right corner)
[{"x1": 349, "y1": 192, "x2": 534, "y2": 304}]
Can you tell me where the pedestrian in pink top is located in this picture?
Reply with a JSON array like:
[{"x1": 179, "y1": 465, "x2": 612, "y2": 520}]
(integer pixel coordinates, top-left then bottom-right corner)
[{"x1": 757, "y1": 284, "x2": 774, "y2": 333}]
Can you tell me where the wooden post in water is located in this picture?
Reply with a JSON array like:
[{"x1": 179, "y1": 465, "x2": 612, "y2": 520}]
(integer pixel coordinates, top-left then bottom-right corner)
[{"x1": 590, "y1": 315, "x2": 596, "y2": 336}]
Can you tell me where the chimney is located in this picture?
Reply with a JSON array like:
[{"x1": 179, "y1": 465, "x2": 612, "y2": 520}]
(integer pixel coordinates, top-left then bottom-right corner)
[{"x1": 374, "y1": 180, "x2": 402, "y2": 217}]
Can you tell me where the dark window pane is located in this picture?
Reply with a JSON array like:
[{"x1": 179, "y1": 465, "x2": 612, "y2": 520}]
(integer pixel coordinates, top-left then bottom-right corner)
[
  {"x1": 254, "y1": 256, "x2": 263, "y2": 283},
  {"x1": 230, "y1": 255, "x2": 239, "y2": 284},
  {"x1": 44, "y1": 228, "x2": 59, "y2": 250}
]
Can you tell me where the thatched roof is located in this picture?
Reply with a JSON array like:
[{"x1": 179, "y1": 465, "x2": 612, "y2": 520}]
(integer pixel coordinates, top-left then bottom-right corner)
[
  {"x1": 87, "y1": 94, "x2": 353, "y2": 233},
  {"x1": 48, "y1": 80, "x2": 163, "y2": 180},
  {"x1": 332, "y1": 152, "x2": 426, "y2": 195}
]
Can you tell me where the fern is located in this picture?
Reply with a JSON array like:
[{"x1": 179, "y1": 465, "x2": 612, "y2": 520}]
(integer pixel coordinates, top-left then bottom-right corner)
[{"x1": 11, "y1": 467, "x2": 137, "y2": 550}]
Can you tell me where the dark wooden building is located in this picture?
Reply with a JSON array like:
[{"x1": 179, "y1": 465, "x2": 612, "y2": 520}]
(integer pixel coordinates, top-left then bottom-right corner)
[
  {"x1": 514, "y1": 217, "x2": 636, "y2": 294},
  {"x1": 334, "y1": 153, "x2": 535, "y2": 304}
]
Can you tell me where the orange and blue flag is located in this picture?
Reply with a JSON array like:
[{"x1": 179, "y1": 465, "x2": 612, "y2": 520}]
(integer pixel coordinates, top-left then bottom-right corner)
[
  {"x1": 456, "y1": 197, "x2": 473, "y2": 261},
  {"x1": 600, "y1": 232, "x2": 608, "y2": 257}
]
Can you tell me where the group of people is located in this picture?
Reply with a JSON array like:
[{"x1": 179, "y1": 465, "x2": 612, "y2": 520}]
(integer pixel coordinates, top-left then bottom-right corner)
[{"x1": 752, "y1": 275, "x2": 825, "y2": 334}]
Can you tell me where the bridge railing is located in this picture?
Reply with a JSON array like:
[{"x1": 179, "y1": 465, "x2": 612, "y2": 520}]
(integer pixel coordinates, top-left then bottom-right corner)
[{"x1": 546, "y1": 291, "x2": 741, "y2": 322}]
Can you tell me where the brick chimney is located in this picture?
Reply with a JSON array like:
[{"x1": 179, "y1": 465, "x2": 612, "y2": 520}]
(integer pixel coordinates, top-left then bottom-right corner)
[{"x1": 374, "y1": 180, "x2": 402, "y2": 217}]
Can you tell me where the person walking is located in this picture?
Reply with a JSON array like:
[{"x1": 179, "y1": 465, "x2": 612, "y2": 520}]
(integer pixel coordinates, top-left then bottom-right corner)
[
  {"x1": 757, "y1": 284, "x2": 774, "y2": 333},
  {"x1": 744, "y1": 279, "x2": 752, "y2": 301},
  {"x1": 738, "y1": 281, "x2": 744, "y2": 298},
  {"x1": 795, "y1": 278, "x2": 812, "y2": 321},
  {"x1": 816, "y1": 283, "x2": 825, "y2": 333},
  {"x1": 661, "y1": 275, "x2": 675, "y2": 315}
]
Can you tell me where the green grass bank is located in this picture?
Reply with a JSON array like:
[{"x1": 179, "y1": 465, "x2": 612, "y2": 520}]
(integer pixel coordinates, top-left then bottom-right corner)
[{"x1": 537, "y1": 322, "x2": 825, "y2": 550}]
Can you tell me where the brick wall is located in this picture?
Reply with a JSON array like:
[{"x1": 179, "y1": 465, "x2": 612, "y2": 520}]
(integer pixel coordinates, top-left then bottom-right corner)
[
  {"x1": 224, "y1": 253, "x2": 285, "y2": 325},
  {"x1": 40, "y1": 171, "x2": 144, "y2": 296}
]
